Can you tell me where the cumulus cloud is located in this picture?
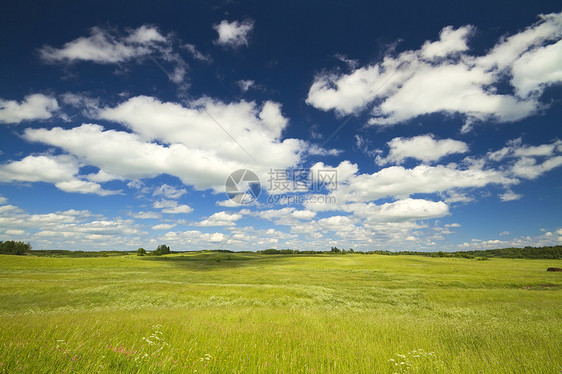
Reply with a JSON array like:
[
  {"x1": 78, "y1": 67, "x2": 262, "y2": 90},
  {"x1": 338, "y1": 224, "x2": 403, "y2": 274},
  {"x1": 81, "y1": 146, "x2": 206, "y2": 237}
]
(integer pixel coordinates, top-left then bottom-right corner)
[
  {"x1": 160, "y1": 230, "x2": 226, "y2": 246},
  {"x1": 22, "y1": 95, "x2": 308, "y2": 192},
  {"x1": 511, "y1": 39, "x2": 562, "y2": 98},
  {"x1": 153, "y1": 200, "x2": 193, "y2": 214},
  {"x1": 0, "y1": 154, "x2": 119, "y2": 196},
  {"x1": 0, "y1": 205, "x2": 142, "y2": 250},
  {"x1": 253, "y1": 207, "x2": 317, "y2": 226},
  {"x1": 306, "y1": 12, "x2": 562, "y2": 130},
  {"x1": 350, "y1": 199, "x2": 449, "y2": 222},
  {"x1": 305, "y1": 161, "x2": 515, "y2": 211},
  {"x1": 197, "y1": 211, "x2": 242, "y2": 226},
  {"x1": 213, "y1": 20, "x2": 254, "y2": 48},
  {"x1": 375, "y1": 134, "x2": 469, "y2": 165},
  {"x1": 511, "y1": 156, "x2": 562, "y2": 179},
  {"x1": 420, "y1": 25, "x2": 473, "y2": 59},
  {"x1": 0, "y1": 94, "x2": 59, "y2": 124}
]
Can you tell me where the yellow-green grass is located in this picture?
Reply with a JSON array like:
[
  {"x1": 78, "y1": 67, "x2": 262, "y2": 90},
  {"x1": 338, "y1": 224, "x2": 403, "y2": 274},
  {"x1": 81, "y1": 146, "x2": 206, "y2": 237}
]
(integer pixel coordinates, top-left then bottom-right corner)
[{"x1": 0, "y1": 253, "x2": 560, "y2": 373}]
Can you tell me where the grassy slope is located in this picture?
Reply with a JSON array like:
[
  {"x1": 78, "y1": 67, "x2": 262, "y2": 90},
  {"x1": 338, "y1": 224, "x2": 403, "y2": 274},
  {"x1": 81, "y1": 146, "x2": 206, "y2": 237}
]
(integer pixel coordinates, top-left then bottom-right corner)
[{"x1": 0, "y1": 253, "x2": 560, "y2": 373}]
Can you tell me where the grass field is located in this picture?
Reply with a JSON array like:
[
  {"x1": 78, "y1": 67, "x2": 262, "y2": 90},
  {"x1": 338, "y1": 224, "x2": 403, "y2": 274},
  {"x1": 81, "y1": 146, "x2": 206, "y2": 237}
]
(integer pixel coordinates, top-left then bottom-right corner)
[{"x1": 0, "y1": 252, "x2": 561, "y2": 373}]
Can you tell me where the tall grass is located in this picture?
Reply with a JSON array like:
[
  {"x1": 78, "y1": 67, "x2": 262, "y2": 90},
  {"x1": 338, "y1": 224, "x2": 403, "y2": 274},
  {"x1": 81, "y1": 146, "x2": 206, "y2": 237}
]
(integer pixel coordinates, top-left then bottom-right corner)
[{"x1": 0, "y1": 253, "x2": 560, "y2": 373}]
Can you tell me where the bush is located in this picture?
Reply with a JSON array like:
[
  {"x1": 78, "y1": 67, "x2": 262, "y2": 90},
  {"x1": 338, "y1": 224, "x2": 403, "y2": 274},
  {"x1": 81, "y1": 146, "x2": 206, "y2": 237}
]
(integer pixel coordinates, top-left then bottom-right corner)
[{"x1": 137, "y1": 247, "x2": 147, "y2": 256}]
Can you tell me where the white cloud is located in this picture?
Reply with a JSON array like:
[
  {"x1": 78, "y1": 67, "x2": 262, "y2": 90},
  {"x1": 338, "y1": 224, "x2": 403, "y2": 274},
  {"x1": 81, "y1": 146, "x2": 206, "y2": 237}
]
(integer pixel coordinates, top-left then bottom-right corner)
[
  {"x1": 445, "y1": 223, "x2": 461, "y2": 228},
  {"x1": 316, "y1": 215, "x2": 356, "y2": 233},
  {"x1": 153, "y1": 184, "x2": 187, "y2": 199},
  {"x1": 306, "y1": 144, "x2": 342, "y2": 156},
  {"x1": 0, "y1": 205, "x2": 144, "y2": 250},
  {"x1": 163, "y1": 205, "x2": 193, "y2": 214},
  {"x1": 40, "y1": 25, "x2": 166, "y2": 64},
  {"x1": 309, "y1": 160, "x2": 358, "y2": 186},
  {"x1": 513, "y1": 140, "x2": 561, "y2": 158},
  {"x1": 125, "y1": 25, "x2": 166, "y2": 44},
  {"x1": 477, "y1": 12, "x2": 562, "y2": 71},
  {"x1": 420, "y1": 25, "x2": 473, "y2": 59},
  {"x1": 236, "y1": 80, "x2": 255, "y2": 92},
  {"x1": 216, "y1": 199, "x2": 243, "y2": 208},
  {"x1": 511, "y1": 156, "x2": 562, "y2": 179},
  {"x1": 55, "y1": 179, "x2": 120, "y2": 196},
  {"x1": 183, "y1": 43, "x2": 212, "y2": 62},
  {"x1": 160, "y1": 230, "x2": 226, "y2": 246},
  {"x1": 0, "y1": 154, "x2": 120, "y2": 196},
  {"x1": 485, "y1": 138, "x2": 562, "y2": 180},
  {"x1": 254, "y1": 207, "x2": 317, "y2": 226},
  {"x1": 499, "y1": 190, "x2": 522, "y2": 202},
  {"x1": 0, "y1": 205, "x2": 23, "y2": 214},
  {"x1": 375, "y1": 134, "x2": 468, "y2": 165},
  {"x1": 306, "y1": 162, "x2": 515, "y2": 211},
  {"x1": 153, "y1": 200, "x2": 193, "y2": 214},
  {"x1": 39, "y1": 25, "x2": 188, "y2": 86},
  {"x1": 197, "y1": 211, "x2": 242, "y2": 226},
  {"x1": 511, "y1": 39, "x2": 562, "y2": 98},
  {"x1": 351, "y1": 199, "x2": 449, "y2": 221},
  {"x1": 213, "y1": 20, "x2": 254, "y2": 48},
  {"x1": 152, "y1": 223, "x2": 176, "y2": 230},
  {"x1": 0, "y1": 94, "x2": 59, "y2": 124},
  {"x1": 443, "y1": 190, "x2": 475, "y2": 204},
  {"x1": 0, "y1": 154, "x2": 78, "y2": 183},
  {"x1": 5, "y1": 229, "x2": 25, "y2": 236},
  {"x1": 23, "y1": 96, "x2": 306, "y2": 192},
  {"x1": 60, "y1": 93, "x2": 100, "y2": 117},
  {"x1": 306, "y1": 12, "x2": 562, "y2": 130},
  {"x1": 129, "y1": 211, "x2": 161, "y2": 219}
]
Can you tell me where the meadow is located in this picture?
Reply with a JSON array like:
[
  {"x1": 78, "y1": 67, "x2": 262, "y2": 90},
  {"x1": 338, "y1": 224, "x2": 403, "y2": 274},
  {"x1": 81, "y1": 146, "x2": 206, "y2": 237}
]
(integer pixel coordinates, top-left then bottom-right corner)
[{"x1": 0, "y1": 252, "x2": 560, "y2": 373}]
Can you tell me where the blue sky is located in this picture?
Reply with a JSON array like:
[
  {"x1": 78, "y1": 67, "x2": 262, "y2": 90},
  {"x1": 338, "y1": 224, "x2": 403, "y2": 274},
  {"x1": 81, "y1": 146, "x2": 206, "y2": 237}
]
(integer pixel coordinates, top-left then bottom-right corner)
[{"x1": 0, "y1": 0, "x2": 561, "y2": 252}]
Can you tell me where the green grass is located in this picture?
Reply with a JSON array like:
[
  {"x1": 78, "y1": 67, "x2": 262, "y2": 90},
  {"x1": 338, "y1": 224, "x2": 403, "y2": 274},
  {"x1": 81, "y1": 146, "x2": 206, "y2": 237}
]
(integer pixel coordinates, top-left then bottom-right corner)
[{"x1": 0, "y1": 253, "x2": 561, "y2": 373}]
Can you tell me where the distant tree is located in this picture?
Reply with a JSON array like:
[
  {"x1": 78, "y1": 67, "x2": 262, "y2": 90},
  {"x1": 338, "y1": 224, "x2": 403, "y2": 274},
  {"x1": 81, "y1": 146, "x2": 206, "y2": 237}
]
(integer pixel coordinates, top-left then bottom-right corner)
[
  {"x1": 0, "y1": 241, "x2": 31, "y2": 255},
  {"x1": 262, "y1": 249, "x2": 279, "y2": 254},
  {"x1": 154, "y1": 244, "x2": 171, "y2": 256},
  {"x1": 330, "y1": 246, "x2": 341, "y2": 254},
  {"x1": 137, "y1": 247, "x2": 147, "y2": 256}
]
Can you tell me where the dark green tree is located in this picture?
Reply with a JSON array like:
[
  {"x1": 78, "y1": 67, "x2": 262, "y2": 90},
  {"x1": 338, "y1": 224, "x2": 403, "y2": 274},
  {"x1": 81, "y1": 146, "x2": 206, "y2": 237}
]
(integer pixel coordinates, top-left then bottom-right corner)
[
  {"x1": 0, "y1": 241, "x2": 31, "y2": 255},
  {"x1": 154, "y1": 244, "x2": 171, "y2": 255},
  {"x1": 137, "y1": 247, "x2": 147, "y2": 256},
  {"x1": 330, "y1": 246, "x2": 341, "y2": 253}
]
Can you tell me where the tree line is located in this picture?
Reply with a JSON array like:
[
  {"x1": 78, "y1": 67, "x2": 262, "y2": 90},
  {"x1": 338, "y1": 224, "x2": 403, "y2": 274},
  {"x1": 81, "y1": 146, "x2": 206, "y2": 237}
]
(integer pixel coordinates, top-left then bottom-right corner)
[
  {"x1": 258, "y1": 246, "x2": 562, "y2": 259},
  {"x1": 0, "y1": 241, "x2": 32, "y2": 255}
]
